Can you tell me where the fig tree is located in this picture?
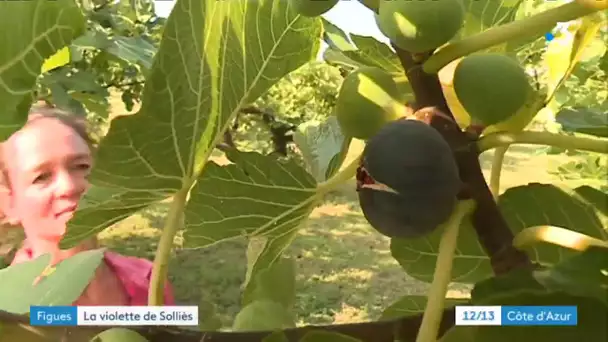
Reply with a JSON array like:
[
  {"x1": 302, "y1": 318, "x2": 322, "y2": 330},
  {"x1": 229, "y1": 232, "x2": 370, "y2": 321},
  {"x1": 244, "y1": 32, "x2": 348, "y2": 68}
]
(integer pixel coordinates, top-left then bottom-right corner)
[
  {"x1": 289, "y1": 0, "x2": 339, "y2": 17},
  {"x1": 335, "y1": 66, "x2": 405, "y2": 140},
  {"x1": 375, "y1": 0, "x2": 465, "y2": 53},
  {"x1": 357, "y1": 119, "x2": 461, "y2": 239},
  {"x1": 453, "y1": 53, "x2": 532, "y2": 126}
]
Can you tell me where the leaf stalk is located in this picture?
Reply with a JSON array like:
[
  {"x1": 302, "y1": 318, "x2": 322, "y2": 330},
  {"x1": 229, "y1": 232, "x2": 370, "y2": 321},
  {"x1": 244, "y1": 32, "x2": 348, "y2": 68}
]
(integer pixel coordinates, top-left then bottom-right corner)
[
  {"x1": 148, "y1": 187, "x2": 189, "y2": 306},
  {"x1": 477, "y1": 130, "x2": 608, "y2": 154},
  {"x1": 513, "y1": 225, "x2": 608, "y2": 252},
  {"x1": 423, "y1": 1, "x2": 598, "y2": 73},
  {"x1": 316, "y1": 153, "x2": 362, "y2": 195},
  {"x1": 416, "y1": 200, "x2": 476, "y2": 342},
  {"x1": 489, "y1": 146, "x2": 508, "y2": 199}
]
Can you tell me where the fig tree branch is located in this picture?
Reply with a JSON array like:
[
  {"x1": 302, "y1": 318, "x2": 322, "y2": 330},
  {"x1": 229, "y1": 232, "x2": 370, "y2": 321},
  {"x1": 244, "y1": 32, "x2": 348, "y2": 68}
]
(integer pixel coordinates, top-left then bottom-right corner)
[
  {"x1": 478, "y1": 130, "x2": 608, "y2": 154},
  {"x1": 489, "y1": 147, "x2": 508, "y2": 199},
  {"x1": 391, "y1": 45, "x2": 533, "y2": 276},
  {"x1": 422, "y1": 1, "x2": 599, "y2": 73},
  {"x1": 0, "y1": 308, "x2": 456, "y2": 342},
  {"x1": 234, "y1": 105, "x2": 297, "y2": 156}
]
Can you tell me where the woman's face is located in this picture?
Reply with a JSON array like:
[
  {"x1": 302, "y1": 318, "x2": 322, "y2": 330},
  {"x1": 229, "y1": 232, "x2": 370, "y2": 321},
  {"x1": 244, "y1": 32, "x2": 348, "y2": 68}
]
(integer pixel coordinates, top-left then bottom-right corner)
[{"x1": 3, "y1": 117, "x2": 92, "y2": 242}]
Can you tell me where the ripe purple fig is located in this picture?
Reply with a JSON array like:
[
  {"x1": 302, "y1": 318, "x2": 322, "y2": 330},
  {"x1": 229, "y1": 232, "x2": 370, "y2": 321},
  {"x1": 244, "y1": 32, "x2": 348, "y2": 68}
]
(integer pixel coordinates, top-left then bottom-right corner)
[{"x1": 357, "y1": 119, "x2": 461, "y2": 239}]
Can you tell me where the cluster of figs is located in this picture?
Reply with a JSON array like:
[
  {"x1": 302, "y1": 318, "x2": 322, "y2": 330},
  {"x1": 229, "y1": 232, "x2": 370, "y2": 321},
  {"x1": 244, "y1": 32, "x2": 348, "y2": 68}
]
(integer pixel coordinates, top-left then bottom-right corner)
[{"x1": 289, "y1": 0, "x2": 535, "y2": 239}]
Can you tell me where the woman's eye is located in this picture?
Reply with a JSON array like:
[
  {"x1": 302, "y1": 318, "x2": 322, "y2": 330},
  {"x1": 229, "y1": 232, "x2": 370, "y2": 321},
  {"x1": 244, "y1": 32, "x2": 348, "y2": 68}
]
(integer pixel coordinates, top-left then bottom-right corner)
[
  {"x1": 73, "y1": 163, "x2": 91, "y2": 171},
  {"x1": 33, "y1": 173, "x2": 52, "y2": 183}
]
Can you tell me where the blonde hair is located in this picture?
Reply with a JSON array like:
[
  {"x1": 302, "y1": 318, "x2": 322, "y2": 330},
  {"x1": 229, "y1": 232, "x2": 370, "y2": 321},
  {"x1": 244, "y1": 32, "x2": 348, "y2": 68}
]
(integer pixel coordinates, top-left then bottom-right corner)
[{"x1": 0, "y1": 102, "x2": 96, "y2": 225}]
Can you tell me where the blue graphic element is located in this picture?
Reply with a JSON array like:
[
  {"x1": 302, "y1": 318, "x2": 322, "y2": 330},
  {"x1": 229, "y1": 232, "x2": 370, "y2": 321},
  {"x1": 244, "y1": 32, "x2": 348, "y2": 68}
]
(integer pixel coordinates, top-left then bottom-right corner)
[
  {"x1": 545, "y1": 32, "x2": 555, "y2": 41},
  {"x1": 501, "y1": 306, "x2": 577, "y2": 326},
  {"x1": 30, "y1": 306, "x2": 78, "y2": 326}
]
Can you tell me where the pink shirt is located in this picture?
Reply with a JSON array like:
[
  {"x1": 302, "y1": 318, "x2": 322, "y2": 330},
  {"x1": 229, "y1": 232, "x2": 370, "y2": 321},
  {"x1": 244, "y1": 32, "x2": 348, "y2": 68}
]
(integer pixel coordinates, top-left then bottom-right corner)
[
  {"x1": 11, "y1": 247, "x2": 175, "y2": 306},
  {"x1": 103, "y1": 251, "x2": 175, "y2": 306}
]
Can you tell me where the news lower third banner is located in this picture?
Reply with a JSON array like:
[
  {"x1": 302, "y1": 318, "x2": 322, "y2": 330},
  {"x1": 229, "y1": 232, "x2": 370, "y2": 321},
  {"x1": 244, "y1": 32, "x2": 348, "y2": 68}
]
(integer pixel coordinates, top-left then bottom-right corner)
[
  {"x1": 455, "y1": 305, "x2": 577, "y2": 326},
  {"x1": 30, "y1": 306, "x2": 199, "y2": 326}
]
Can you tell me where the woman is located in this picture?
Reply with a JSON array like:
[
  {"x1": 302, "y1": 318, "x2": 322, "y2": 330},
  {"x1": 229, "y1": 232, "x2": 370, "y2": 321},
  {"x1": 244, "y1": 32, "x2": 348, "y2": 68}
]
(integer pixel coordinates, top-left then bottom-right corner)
[{"x1": 0, "y1": 103, "x2": 175, "y2": 306}]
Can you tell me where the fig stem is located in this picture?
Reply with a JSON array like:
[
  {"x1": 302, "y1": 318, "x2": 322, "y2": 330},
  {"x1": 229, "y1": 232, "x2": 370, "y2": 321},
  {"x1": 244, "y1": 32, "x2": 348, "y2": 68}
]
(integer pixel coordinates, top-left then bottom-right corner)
[
  {"x1": 513, "y1": 225, "x2": 608, "y2": 252},
  {"x1": 416, "y1": 200, "x2": 476, "y2": 342},
  {"x1": 477, "y1": 130, "x2": 608, "y2": 154},
  {"x1": 422, "y1": 1, "x2": 598, "y2": 73},
  {"x1": 489, "y1": 146, "x2": 508, "y2": 199},
  {"x1": 148, "y1": 187, "x2": 188, "y2": 305},
  {"x1": 316, "y1": 153, "x2": 362, "y2": 195}
]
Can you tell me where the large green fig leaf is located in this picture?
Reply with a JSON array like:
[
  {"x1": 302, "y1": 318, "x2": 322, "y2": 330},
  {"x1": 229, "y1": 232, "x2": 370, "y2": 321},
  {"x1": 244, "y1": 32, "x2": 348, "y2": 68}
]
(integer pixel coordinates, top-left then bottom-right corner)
[
  {"x1": 321, "y1": 18, "x2": 356, "y2": 51},
  {"x1": 534, "y1": 246, "x2": 608, "y2": 305},
  {"x1": 321, "y1": 19, "x2": 402, "y2": 74},
  {"x1": 0, "y1": 249, "x2": 105, "y2": 314},
  {"x1": 459, "y1": 0, "x2": 534, "y2": 53},
  {"x1": 391, "y1": 184, "x2": 607, "y2": 284},
  {"x1": 184, "y1": 150, "x2": 318, "y2": 301},
  {"x1": 0, "y1": 0, "x2": 86, "y2": 140},
  {"x1": 344, "y1": 35, "x2": 403, "y2": 74},
  {"x1": 184, "y1": 151, "x2": 318, "y2": 245},
  {"x1": 461, "y1": 0, "x2": 523, "y2": 33},
  {"x1": 60, "y1": 0, "x2": 322, "y2": 248},
  {"x1": 391, "y1": 215, "x2": 494, "y2": 284},
  {"x1": 501, "y1": 184, "x2": 607, "y2": 255},
  {"x1": 323, "y1": 48, "x2": 367, "y2": 70},
  {"x1": 242, "y1": 256, "x2": 296, "y2": 309},
  {"x1": 329, "y1": 38, "x2": 403, "y2": 74}
]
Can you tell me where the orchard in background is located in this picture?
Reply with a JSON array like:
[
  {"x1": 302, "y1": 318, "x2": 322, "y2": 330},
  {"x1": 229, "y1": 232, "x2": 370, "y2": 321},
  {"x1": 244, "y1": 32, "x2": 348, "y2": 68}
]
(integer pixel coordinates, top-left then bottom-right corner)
[{"x1": 0, "y1": 0, "x2": 607, "y2": 341}]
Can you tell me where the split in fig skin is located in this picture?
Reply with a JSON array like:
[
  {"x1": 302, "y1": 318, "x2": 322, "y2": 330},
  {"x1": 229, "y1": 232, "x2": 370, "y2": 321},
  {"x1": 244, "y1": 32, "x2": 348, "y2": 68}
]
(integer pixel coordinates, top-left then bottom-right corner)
[{"x1": 357, "y1": 119, "x2": 461, "y2": 239}]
